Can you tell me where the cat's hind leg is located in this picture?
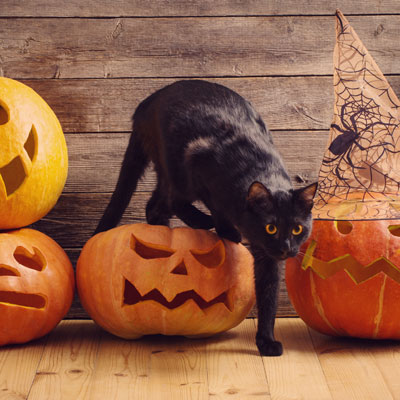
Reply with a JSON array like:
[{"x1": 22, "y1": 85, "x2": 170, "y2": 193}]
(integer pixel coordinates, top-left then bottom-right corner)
[
  {"x1": 146, "y1": 184, "x2": 172, "y2": 226},
  {"x1": 203, "y1": 199, "x2": 242, "y2": 243},
  {"x1": 210, "y1": 212, "x2": 242, "y2": 243},
  {"x1": 172, "y1": 200, "x2": 214, "y2": 230}
]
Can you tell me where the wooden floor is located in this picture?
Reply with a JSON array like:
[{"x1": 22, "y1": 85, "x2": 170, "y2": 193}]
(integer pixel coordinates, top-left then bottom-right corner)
[{"x1": 1, "y1": 319, "x2": 400, "y2": 399}]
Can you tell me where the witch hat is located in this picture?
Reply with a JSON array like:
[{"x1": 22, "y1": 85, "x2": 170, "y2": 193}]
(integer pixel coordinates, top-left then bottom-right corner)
[{"x1": 313, "y1": 10, "x2": 400, "y2": 220}]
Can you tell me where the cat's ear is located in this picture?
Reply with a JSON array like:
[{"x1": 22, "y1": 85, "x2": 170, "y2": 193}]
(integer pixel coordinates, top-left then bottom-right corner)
[
  {"x1": 247, "y1": 181, "x2": 272, "y2": 208},
  {"x1": 294, "y1": 182, "x2": 318, "y2": 211}
]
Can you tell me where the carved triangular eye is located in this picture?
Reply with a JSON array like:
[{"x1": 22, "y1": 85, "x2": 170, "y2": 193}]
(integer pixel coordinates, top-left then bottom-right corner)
[
  {"x1": 0, "y1": 103, "x2": 9, "y2": 125},
  {"x1": 130, "y1": 234, "x2": 175, "y2": 259},
  {"x1": 24, "y1": 125, "x2": 37, "y2": 161},
  {"x1": 0, "y1": 125, "x2": 36, "y2": 197},
  {"x1": 190, "y1": 240, "x2": 225, "y2": 268},
  {"x1": 0, "y1": 156, "x2": 26, "y2": 197}
]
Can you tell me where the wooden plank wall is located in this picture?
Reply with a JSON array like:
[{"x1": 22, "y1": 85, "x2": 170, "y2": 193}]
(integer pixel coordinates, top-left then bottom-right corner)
[{"x1": 1, "y1": 1, "x2": 400, "y2": 317}]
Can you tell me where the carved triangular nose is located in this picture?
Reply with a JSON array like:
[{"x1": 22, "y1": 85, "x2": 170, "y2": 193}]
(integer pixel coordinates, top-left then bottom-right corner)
[{"x1": 171, "y1": 261, "x2": 188, "y2": 275}]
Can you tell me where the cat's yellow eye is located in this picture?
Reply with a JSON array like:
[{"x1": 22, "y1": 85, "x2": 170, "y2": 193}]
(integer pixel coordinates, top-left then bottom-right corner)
[
  {"x1": 292, "y1": 225, "x2": 303, "y2": 235},
  {"x1": 266, "y1": 224, "x2": 278, "y2": 235}
]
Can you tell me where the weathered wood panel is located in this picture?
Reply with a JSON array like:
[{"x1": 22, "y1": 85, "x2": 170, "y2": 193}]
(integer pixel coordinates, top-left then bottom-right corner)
[
  {"x1": 1, "y1": 0, "x2": 400, "y2": 17},
  {"x1": 1, "y1": 16, "x2": 400, "y2": 78},
  {"x1": 21, "y1": 77, "x2": 334, "y2": 132},
  {"x1": 19, "y1": 76, "x2": 400, "y2": 133},
  {"x1": 64, "y1": 131, "x2": 327, "y2": 193}
]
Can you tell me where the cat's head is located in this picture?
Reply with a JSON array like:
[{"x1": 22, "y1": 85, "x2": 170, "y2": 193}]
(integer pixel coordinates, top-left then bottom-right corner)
[{"x1": 241, "y1": 181, "x2": 318, "y2": 261}]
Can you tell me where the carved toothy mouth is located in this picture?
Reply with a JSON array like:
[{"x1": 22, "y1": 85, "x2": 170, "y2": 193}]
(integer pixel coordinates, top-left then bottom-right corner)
[
  {"x1": 123, "y1": 279, "x2": 233, "y2": 311},
  {"x1": 303, "y1": 240, "x2": 400, "y2": 284},
  {"x1": 0, "y1": 125, "x2": 36, "y2": 197}
]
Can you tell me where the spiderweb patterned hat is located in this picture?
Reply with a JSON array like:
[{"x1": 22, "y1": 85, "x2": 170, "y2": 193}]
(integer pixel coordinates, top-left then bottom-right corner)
[{"x1": 313, "y1": 10, "x2": 400, "y2": 220}]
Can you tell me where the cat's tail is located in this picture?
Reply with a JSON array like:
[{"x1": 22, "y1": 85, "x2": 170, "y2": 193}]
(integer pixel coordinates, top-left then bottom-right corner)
[{"x1": 94, "y1": 131, "x2": 149, "y2": 234}]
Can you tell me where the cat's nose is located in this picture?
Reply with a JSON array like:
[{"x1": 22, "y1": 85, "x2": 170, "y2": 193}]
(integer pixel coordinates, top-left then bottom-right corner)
[
  {"x1": 279, "y1": 250, "x2": 289, "y2": 260},
  {"x1": 280, "y1": 240, "x2": 291, "y2": 256}
]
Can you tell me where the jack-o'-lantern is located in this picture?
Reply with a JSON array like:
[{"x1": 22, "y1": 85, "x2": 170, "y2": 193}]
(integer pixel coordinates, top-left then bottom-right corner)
[
  {"x1": 286, "y1": 11, "x2": 400, "y2": 339},
  {"x1": 77, "y1": 224, "x2": 255, "y2": 339},
  {"x1": 0, "y1": 229, "x2": 75, "y2": 345},
  {"x1": 286, "y1": 220, "x2": 400, "y2": 338},
  {"x1": 0, "y1": 77, "x2": 68, "y2": 229}
]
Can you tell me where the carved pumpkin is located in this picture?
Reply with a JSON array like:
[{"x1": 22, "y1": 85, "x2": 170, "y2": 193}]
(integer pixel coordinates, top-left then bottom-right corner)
[
  {"x1": 285, "y1": 12, "x2": 400, "y2": 340},
  {"x1": 0, "y1": 77, "x2": 68, "y2": 229},
  {"x1": 285, "y1": 220, "x2": 400, "y2": 339},
  {"x1": 0, "y1": 228, "x2": 75, "y2": 345},
  {"x1": 77, "y1": 224, "x2": 255, "y2": 339}
]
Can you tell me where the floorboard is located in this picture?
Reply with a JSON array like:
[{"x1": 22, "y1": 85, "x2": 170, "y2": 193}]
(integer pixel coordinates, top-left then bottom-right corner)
[{"x1": 1, "y1": 318, "x2": 400, "y2": 399}]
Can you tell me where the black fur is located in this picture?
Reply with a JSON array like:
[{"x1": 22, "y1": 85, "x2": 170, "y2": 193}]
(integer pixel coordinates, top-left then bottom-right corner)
[{"x1": 95, "y1": 80, "x2": 317, "y2": 356}]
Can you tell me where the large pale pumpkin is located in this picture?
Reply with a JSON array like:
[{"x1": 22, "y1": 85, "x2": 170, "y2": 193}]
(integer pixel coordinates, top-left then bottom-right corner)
[
  {"x1": 285, "y1": 220, "x2": 400, "y2": 339},
  {"x1": 77, "y1": 224, "x2": 255, "y2": 339},
  {"x1": 0, "y1": 229, "x2": 75, "y2": 345},
  {"x1": 0, "y1": 77, "x2": 68, "y2": 229}
]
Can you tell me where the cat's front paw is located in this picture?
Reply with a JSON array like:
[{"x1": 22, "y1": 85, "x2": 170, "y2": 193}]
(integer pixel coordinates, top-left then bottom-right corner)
[{"x1": 256, "y1": 336, "x2": 283, "y2": 357}]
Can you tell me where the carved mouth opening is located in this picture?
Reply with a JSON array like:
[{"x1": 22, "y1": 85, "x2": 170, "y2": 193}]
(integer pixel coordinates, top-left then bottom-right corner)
[
  {"x1": 123, "y1": 279, "x2": 233, "y2": 311},
  {"x1": 0, "y1": 291, "x2": 46, "y2": 309},
  {"x1": 303, "y1": 240, "x2": 400, "y2": 284},
  {"x1": 0, "y1": 125, "x2": 37, "y2": 197}
]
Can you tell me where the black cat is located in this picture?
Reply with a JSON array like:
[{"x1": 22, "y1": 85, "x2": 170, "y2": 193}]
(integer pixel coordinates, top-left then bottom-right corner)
[{"x1": 95, "y1": 80, "x2": 317, "y2": 356}]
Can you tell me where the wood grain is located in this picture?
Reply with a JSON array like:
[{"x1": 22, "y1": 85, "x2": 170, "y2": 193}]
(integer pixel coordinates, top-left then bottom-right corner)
[
  {"x1": 4, "y1": 319, "x2": 400, "y2": 399},
  {"x1": 206, "y1": 320, "x2": 270, "y2": 398},
  {"x1": 87, "y1": 328, "x2": 209, "y2": 399},
  {"x1": 63, "y1": 130, "x2": 327, "y2": 193},
  {"x1": 28, "y1": 321, "x2": 103, "y2": 400},
  {"x1": 261, "y1": 318, "x2": 332, "y2": 400},
  {"x1": 310, "y1": 329, "x2": 398, "y2": 400},
  {"x1": 0, "y1": 338, "x2": 46, "y2": 400},
  {"x1": 2, "y1": 0, "x2": 400, "y2": 17},
  {"x1": 1, "y1": 16, "x2": 399, "y2": 79},
  {"x1": 19, "y1": 76, "x2": 400, "y2": 133},
  {"x1": 20, "y1": 77, "x2": 333, "y2": 132}
]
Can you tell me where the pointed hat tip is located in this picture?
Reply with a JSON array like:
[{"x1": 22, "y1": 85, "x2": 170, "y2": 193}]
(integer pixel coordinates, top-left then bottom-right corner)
[{"x1": 335, "y1": 9, "x2": 348, "y2": 35}]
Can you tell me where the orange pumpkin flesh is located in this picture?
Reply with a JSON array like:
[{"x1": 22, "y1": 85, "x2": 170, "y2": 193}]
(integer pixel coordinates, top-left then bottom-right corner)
[
  {"x1": 286, "y1": 220, "x2": 400, "y2": 339},
  {"x1": 77, "y1": 224, "x2": 255, "y2": 339},
  {"x1": 0, "y1": 229, "x2": 75, "y2": 345},
  {"x1": 0, "y1": 77, "x2": 68, "y2": 229}
]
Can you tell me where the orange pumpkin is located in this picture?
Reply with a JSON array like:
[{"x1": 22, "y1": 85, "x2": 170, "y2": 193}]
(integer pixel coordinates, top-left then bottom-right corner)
[
  {"x1": 0, "y1": 77, "x2": 68, "y2": 229},
  {"x1": 77, "y1": 224, "x2": 255, "y2": 339},
  {"x1": 285, "y1": 219, "x2": 400, "y2": 339},
  {"x1": 0, "y1": 228, "x2": 75, "y2": 345}
]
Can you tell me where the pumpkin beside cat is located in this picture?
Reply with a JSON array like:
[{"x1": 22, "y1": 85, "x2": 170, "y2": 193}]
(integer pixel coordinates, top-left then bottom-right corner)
[{"x1": 95, "y1": 80, "x2": 317, "y2": 356}]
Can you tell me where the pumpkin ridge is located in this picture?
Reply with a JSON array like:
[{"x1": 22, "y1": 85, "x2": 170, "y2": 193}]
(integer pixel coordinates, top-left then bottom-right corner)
[
  {"x1": 373, "y1": 275, "x2": 386, "y2": 338},
  {"x1": 310, "y1": 271, "x2": 341, "y2": 335}
]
